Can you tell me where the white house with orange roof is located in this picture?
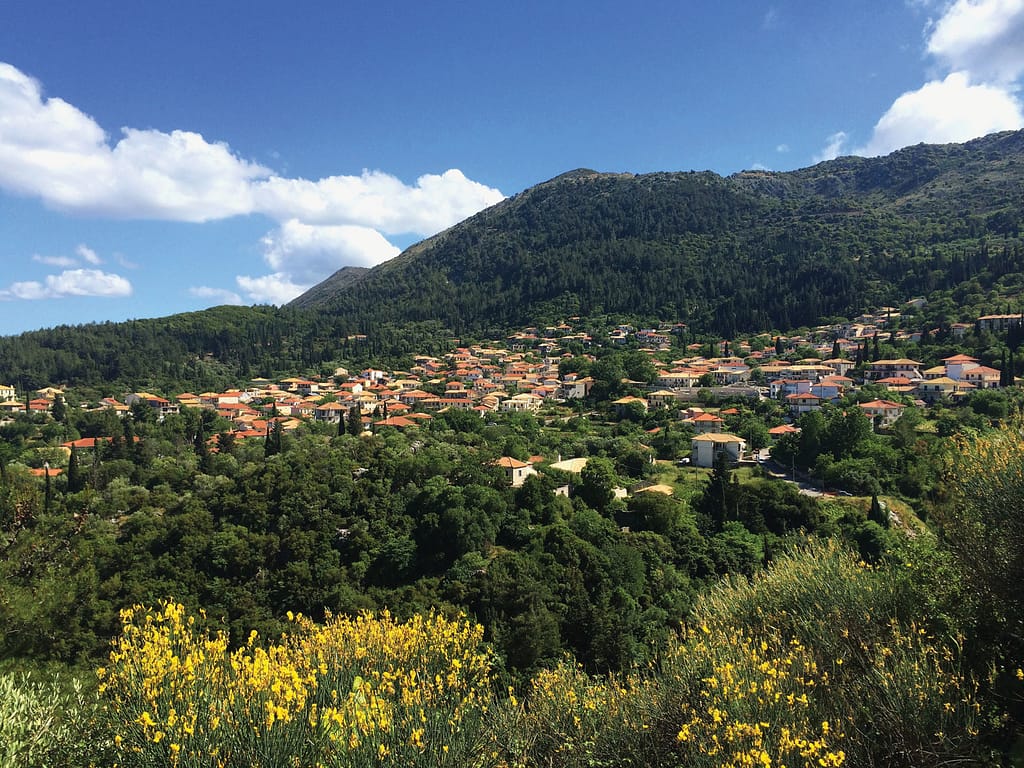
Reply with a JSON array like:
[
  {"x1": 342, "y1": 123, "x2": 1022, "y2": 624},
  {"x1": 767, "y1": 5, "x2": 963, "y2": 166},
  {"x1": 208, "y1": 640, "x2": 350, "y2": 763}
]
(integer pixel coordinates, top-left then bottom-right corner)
[
  {"x1": 866, "y1": 359, "x2": 924, "y2": 381},
  {"x1": 0, "y1": 384, "x2": 15, "y2": 401},
  {"x1": 786, "y1": 392, "x2": 823, "y2": 415},
  {"x1": 691, "y1": 433, "x2": 747, "y2": 467},
  {"x1": 689, "y1": 411, "x2": 724, "y2": 433},
  {"x1": 942, "y1": 354, "x2": 980, "y2": 381},
  {"x1": 858, "y1": 399, "x2": 906, "y2": 428},
  {"x1": 499, "y1": 393, "x2": 543, "y2": 413},
  {"x1": 492, "y1": 456, "x2": 538, "y2": 487},
  {"x1": 916, "y1": 377, "x2": 971, "y2": 403},
  {"x1": 314, "y1": 401, "x2": 346, "y2": 424},
  {"x1": 962, "y1": 365, "x2": 1002, "y2": 389}
]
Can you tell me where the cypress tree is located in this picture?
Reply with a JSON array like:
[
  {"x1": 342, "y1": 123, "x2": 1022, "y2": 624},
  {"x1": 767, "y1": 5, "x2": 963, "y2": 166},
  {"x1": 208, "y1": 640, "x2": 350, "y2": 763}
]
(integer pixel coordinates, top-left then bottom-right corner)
[
  {"x1": 869, "y1": 493, "x2": 889, "y2": 528},
  {"x1": 44, "y1": 463, "x2": 53, "y2": 515},
  {"x1": 67, "y1": 445, "x2": 83, "y2": 493},
  {"x1": 348, "y1": 405, "x2": 363, "y2": 437}
]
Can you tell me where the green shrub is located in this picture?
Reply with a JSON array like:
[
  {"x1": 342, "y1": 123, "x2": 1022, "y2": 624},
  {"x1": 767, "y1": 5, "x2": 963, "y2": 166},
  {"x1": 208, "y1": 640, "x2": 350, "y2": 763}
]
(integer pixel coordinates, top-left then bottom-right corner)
[{"x1": 0, "y1": 671, "x2": 95, "y2": 768}]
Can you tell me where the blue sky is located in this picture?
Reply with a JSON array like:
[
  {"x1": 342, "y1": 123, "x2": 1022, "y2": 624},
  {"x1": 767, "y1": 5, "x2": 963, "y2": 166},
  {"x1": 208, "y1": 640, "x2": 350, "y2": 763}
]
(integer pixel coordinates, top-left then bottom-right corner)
[{"x1": 1, "y1": 0, "x2": 1023, "y2": 335}]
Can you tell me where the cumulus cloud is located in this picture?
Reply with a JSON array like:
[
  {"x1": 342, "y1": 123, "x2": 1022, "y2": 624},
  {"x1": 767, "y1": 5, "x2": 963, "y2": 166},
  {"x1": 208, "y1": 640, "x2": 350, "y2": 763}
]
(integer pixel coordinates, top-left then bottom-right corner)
[
  {"x1": 0, "y1": 64, "x2": 267, "y2": 221},
  {"x1": 235, "y1": 273, "x2": 308, "y2": 305},
  {"x1": 1, "y1": 268, "x2": 132, "y2": 300},
  {"x1": 254, "y1": 169, "x2": 505, "y2": 236},
  {"x1": 222, "y1": 220, "x2": 403, "y2": 305},
  {"x1": 855, "y1": 71, "x2": 1024, "y2": 156},
  {"x1": 0, "y1": 61, "x2": 505, "y2": 304},
  {"x1": 0, "y1": 62, "x2": 503, "y2": 234},
  {"x1": 835, "y1": 0, "x2": 1024, "y2": 159},
  {"x1": 814, "y1": 131, "x2": 849, "y2": 162},
  {"x1": 927, "y1": 0, "x2": 1024, "y2": 83},
  {"x1": 261, "y1": 220, "x2": 400, "y2": 281},
  {"x1": 189, "y1": 285, "x2": 243, "y2": 305}
]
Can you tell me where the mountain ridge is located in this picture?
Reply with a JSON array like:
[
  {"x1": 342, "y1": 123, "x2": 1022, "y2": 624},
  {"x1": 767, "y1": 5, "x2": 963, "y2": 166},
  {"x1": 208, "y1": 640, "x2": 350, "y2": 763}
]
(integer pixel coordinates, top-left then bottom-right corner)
[{"x1": 288, "y1": 130, "x2": 1024, "y2": 335}]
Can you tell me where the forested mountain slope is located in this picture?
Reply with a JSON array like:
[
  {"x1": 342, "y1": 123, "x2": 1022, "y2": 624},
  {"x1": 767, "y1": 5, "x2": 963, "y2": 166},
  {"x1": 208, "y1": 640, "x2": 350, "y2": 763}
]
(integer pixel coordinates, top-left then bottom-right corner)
[{"x1": 292, "y1": 130, "x2": 1024, "y2": 336}]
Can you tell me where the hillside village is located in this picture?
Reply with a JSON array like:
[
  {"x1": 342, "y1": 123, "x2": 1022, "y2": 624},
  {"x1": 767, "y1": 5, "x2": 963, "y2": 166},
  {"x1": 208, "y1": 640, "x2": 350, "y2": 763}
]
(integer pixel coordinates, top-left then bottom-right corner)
[{"x1": 3, "y1": 302, "x2": 1019, "y2": 487}]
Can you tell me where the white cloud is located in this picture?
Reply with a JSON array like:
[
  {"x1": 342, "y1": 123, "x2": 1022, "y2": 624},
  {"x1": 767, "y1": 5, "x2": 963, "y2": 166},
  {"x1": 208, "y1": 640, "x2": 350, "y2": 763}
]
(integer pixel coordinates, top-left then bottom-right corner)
[
  {"x1": 0, "y1": 62, "x2": 504, "y2": 235},
  {"x1": 927, "y1": 0, "x2": 1024, "y2": 83},
  {"x1": 189, "y1": 286, "x2": 243, "y2": 305},
  {"x1": 0, "y1": 64, "x2": 267, "y2": 222},
  {"x1": 235, "y1": 273, "x2": 308, "y2": 305},
  {"x1": 1, "y1": 268, "x2": 132, "y2": 300},
  {"x1": 819, "y1": 0, "x2": 1024, "y2": 161},
  {"x1": 814, "y1": 131, "x2": 849, "y2": 163},
  {"x1": 75, "y1": 244, "x2": 102, "y2": 264},
  {"x1": 31, "y1": 253, "x2": 77, "y2": 267},
  {"x1": 261, "y1": 220, "x2": 400, "y2": 281},
  {"x1": 775, "y1": 143, "x2": 790, "y2": 153},
  {"x1": 855, "y1": 72, "x2": 1024, "y2": 156},
  {"x1": 234, "y1": 220, "x2": 401, "y2": 305},
  {"x1": 254, "y1": 169, "x2": 504, "y2": 236},
  {"x1": 0, "y1": 62, "x2": 505, "y2": 303}
]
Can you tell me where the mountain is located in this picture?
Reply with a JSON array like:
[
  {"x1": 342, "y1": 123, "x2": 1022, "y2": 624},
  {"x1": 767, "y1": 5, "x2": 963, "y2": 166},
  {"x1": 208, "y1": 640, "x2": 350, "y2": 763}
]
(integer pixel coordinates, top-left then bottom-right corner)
[
  {"x1": 291, "y1": 131, "x2": 1024, "y2": 336},
  {"x1": 289, "y1": 266, "x2": 370, "y2": 310},
  {"x1": 2, "y1": 132, "x2": 1024, "y2": 390}
]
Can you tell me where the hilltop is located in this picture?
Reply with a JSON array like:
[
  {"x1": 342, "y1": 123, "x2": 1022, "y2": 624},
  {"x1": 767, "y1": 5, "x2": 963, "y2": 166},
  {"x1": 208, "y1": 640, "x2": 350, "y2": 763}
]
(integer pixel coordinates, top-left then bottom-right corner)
[{"x1": 291, "y1": 130, "x2": 1024, "y2": 336}]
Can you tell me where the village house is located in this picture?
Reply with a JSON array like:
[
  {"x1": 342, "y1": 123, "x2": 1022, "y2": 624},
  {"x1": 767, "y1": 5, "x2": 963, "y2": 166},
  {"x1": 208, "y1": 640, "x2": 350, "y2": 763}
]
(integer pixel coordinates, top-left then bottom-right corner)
[
  {"x1": 691, "y1": 433, "x2": 747, "y2": 468},
  {"x1": 786, "y1": 392, "x2": 823, "y2": 415},
  {"x1": 499, "y1": 393, "x2": 543, "y2": 413},
  {"x1": 976, "y1": 313, "x2": 1022, "y2": 333},
  {"x1": 314, "y1": 401, "x2": 346, "y2": 424},
  {"x1": 865, "y1": 359, "x2": 924, "y2": 381},
  {"x1": 962, "y1": 366, "x2": 1001, "y2": 389},
  {"x1": 492, "y1": 456, "x2": 538, "y2": 487},
  {"x1": 858, "y1": 399, "x2": 907, "y2": 428},
  {"x1": 689, "y1": 411, "x2": 724, "y2": 433},
  {"x1": 942, "y1": 354, "x2": 980, "y2": 380},
  {"x1": 916, "y1": 377, "x2": 971, "y2": 403}
]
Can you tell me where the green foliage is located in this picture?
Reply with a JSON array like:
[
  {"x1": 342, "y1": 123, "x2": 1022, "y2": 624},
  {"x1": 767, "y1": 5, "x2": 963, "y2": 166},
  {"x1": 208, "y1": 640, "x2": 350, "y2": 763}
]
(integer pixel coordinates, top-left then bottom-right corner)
[{"x1": 0, "y1": 671, "x2": 95, "y2": 768}]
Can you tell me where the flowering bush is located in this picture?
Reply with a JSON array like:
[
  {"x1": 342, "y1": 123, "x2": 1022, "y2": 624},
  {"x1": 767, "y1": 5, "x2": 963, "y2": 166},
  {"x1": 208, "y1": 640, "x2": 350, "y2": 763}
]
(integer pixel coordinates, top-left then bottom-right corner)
[{"x1": 97, "y1": 603, "x2": 495, "y2": 767}]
